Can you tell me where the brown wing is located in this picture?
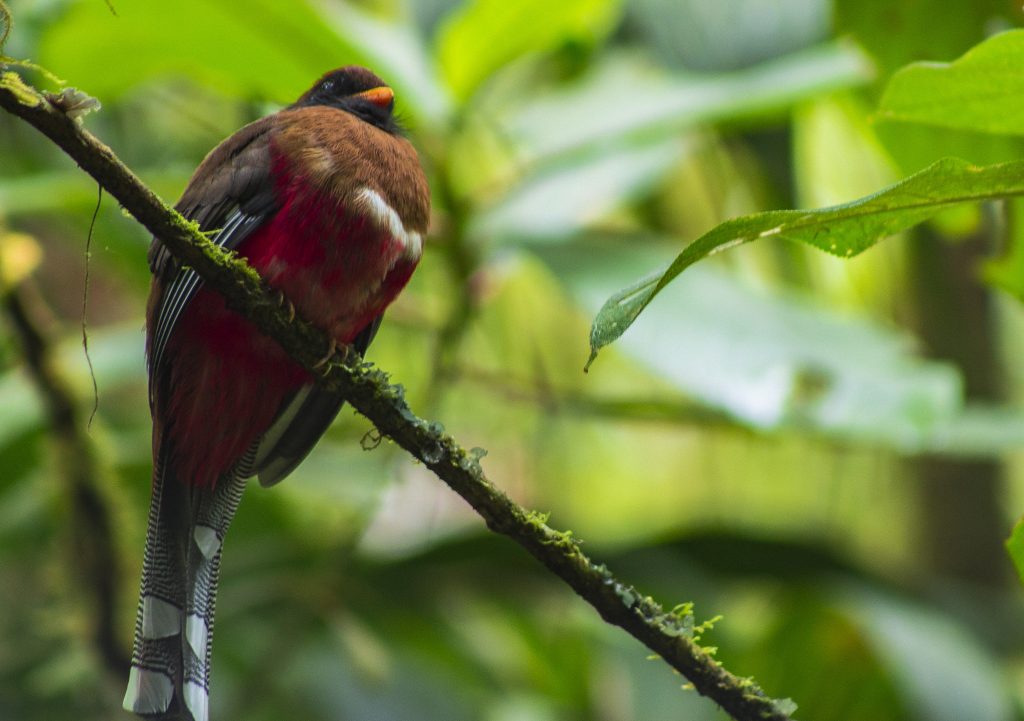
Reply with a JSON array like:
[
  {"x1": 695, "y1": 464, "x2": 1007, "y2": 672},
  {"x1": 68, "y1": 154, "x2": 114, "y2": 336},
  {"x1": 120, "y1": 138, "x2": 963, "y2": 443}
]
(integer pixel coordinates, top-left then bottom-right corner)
[
  {"x1": 251, "y1": 315, "x2": 382, "y2": 487},
  {"x1": 147, "y1": 116, "x2": 280, "y2": 384}
]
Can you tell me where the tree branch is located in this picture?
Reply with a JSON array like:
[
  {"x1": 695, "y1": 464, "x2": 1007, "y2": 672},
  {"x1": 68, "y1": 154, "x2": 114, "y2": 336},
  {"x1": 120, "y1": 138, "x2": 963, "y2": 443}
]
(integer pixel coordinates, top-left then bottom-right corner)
[{"x1": 0, "y1": 72, "x2": 796, "y2": 721}]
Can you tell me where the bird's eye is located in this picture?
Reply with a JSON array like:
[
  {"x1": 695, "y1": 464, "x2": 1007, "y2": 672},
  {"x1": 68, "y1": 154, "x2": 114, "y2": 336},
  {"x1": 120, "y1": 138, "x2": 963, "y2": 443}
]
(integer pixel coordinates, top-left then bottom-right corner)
[{"x1": 321, "y1": 79, "x2": 335, "y2": 93}]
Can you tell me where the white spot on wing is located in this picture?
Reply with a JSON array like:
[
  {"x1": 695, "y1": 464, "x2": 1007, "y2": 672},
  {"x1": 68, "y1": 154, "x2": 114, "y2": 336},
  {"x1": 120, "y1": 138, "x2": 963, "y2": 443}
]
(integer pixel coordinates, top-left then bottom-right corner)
[
  {"x1": 184, "y1": 680, "x2": 210, "y2": 721},
  {"x1": 123, "y1": 665, "x2": 174, "y2": 713},
  {"x1": 253, "y1": 385, "x2": 312, "y2": 482},
  {"x1": 186, "y1": 613, "x2": 209, "y2": 659},
  {"x1": 354, "y1": 187, "x2": 423, "y2": 261},
  {"x1": 142, "y1": 595, "x2": 182, "y2": 639},
  {"x1": 193, "y1": 525, "x2": 221, "y2": 559}
]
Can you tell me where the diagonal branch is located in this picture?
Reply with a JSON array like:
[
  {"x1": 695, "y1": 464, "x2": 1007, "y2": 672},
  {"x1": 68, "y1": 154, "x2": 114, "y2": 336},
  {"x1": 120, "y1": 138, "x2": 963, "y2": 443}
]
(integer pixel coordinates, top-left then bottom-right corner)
[{"x1": 0, "y1": 72, "x2": 795, "y2": 721}]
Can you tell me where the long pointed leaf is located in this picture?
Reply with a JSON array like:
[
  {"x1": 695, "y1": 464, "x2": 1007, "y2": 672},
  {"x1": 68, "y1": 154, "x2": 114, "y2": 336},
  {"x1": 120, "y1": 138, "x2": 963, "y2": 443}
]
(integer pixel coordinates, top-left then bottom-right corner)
[{"x1": 588, "y1": 157, "x2": 1024, "y2": 366}]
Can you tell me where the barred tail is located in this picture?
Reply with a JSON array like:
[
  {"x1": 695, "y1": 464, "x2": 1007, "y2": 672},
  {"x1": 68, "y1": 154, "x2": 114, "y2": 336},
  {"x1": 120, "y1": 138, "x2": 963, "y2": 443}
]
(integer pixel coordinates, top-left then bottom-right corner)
[{"x1": 123, "y1": 456, "x2": 248, "y2": 721}]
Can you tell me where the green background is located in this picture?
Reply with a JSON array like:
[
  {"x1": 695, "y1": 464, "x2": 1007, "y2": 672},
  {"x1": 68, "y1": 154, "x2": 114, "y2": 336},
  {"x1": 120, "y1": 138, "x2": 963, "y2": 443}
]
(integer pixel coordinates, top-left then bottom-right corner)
[{"x1": 2, "y1": 1, "x2": 1024, "y2": 719}]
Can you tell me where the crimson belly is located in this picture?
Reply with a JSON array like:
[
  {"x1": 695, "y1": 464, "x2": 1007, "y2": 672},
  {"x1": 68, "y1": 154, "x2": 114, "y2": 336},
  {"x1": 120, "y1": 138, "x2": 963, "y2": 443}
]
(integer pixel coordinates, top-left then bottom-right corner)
[{"x1": 160, "y1": 190, "x2": 416, "y2": 488}]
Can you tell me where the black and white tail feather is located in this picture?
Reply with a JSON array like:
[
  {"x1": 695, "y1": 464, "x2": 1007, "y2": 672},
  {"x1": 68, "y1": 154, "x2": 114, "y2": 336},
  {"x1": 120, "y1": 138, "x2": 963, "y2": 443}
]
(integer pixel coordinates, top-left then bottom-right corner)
[
  {"x1": 122, "y1": 447, "x2": 253, "y2": 721},
  {"x1": 123, "y1": 327, "x2": 378, "y2": 721}
]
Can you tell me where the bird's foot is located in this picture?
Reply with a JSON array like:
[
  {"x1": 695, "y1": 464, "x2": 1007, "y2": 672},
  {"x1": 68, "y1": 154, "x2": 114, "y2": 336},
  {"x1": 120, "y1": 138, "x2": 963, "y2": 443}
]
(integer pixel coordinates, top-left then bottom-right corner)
[
  {"x1": 272, "y1": 289, "x2": 296, "y2": 322},
  {"x1": 313, "y1": 339, "x2": 341, "y2": 373}
]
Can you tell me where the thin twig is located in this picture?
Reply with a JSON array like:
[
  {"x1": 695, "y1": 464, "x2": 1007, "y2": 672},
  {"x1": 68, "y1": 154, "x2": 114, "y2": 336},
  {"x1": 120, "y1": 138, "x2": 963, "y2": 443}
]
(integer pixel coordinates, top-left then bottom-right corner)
[
  {"x1": 0, "y1": 74, "x2": 796, "y2": 721},
  {"x1": 82, "y1": 183, "x2": 101, "y2": 427}
]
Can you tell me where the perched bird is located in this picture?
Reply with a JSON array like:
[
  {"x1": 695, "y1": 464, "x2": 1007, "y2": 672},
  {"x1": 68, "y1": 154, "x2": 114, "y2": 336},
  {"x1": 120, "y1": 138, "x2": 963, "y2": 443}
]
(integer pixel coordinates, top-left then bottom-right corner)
[{"x1": 123, "y1": 67, "x2": 430, "y2": 721}]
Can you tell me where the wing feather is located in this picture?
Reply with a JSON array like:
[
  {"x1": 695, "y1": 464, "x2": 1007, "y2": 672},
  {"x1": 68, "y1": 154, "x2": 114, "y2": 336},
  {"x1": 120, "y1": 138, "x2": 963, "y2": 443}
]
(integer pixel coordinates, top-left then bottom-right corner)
[
  {"x1": 254, "y1": 316, "x2": 383, "y2": 487},
  {"x1": 147, "y1": 117, "x2": 278, "y2": 385}
]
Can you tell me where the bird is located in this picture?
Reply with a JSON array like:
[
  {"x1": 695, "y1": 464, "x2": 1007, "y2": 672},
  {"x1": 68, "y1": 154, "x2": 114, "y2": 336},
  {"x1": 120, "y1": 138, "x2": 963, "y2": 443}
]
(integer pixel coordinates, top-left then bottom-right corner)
[{"x1": 122, "y1": 66, "x2": 430, "y2": 721}]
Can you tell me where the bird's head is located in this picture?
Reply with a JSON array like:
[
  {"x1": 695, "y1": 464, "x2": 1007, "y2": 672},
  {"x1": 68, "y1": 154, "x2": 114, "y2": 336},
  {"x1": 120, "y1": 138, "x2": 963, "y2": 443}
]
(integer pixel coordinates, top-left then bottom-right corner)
[{"x1": 294, "y1": 66, "x2": 398, "y2": 133}]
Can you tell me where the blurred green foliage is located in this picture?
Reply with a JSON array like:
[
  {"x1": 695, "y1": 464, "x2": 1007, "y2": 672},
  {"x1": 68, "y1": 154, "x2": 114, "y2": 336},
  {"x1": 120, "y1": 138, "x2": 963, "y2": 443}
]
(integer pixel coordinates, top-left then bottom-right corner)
[{"x1": 2, "y1": 1, "x2": 1024, "y2": 720}]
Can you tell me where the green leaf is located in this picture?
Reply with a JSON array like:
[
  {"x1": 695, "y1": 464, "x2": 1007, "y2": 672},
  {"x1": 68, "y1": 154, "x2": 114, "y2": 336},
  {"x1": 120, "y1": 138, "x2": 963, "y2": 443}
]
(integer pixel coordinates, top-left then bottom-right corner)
[
  {"x1": 435, "y1": 0, "x2": 621, "y2": 102},
  {"x1": 877, "y1": 30, "x2": 1024, "y2": 136},
  {"x1": 587, "y1": 157, "x2": 1024, "y2": 366},
  {"x1": 1007, "y1": 517, "x2": 1024, "y2": 586},
  {"x1": 39, "y1": 0, "x2": 365, "y2": 101}
]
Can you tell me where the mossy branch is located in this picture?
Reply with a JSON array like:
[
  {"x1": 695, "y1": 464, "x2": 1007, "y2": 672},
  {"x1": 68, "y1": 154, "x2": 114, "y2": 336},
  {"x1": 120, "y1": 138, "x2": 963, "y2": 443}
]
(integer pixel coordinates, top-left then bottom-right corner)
[{"x1": 0, "y1": 73, "x2": 796, "y2": 721}]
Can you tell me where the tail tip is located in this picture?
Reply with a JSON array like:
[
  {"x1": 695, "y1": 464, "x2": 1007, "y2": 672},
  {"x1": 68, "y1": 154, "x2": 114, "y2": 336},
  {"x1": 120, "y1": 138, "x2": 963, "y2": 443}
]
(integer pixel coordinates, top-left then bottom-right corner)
[
  {"x1": 185, "y1": 680, "x2": 210, "y2": 721},
  {"x1": 123, "y1": 665, "x2": 173, "y2": 715},
  {"x1": 123, "y1": 666, "x2": 210, "y2": 721}
]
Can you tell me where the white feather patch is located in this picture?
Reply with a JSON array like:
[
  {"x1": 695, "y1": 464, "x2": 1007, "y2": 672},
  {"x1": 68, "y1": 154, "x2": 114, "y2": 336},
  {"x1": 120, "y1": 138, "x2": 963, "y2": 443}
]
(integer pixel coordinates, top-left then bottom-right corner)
[
  {"x1": 254, "y1": 384, "x2": 312, "y2": 487},
  {"x1": 186, "y1": 613, "x2": 209, "y2": 659},
  {"x1": 354, "y1": 187, "x2": 423, "y2": 261},
  {"x1": 123, "y1": 665, "x2": 173, "y2": 713},
  {"x1": 193, "y1": 524, "x2": 222, "y2": 559},
  {"x1": 184, "y1": 680, "x2": 210, "y2": 721},
  {"x1": 142, "y1": 595, "x2": 182, "y2": 639}
]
